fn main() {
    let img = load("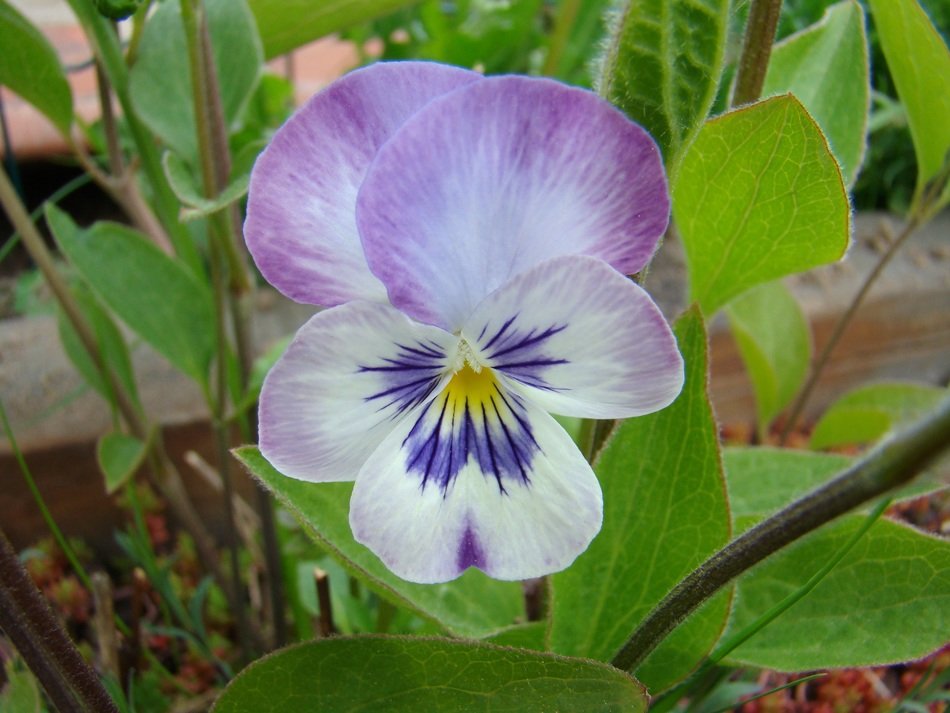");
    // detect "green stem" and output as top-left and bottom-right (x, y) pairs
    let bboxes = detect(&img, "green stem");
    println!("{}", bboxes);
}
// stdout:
(0, 528), (119, 713)
(0, 398), (94, 593)
(611, 396), (950, 672)
(731, 0), (783, 107)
